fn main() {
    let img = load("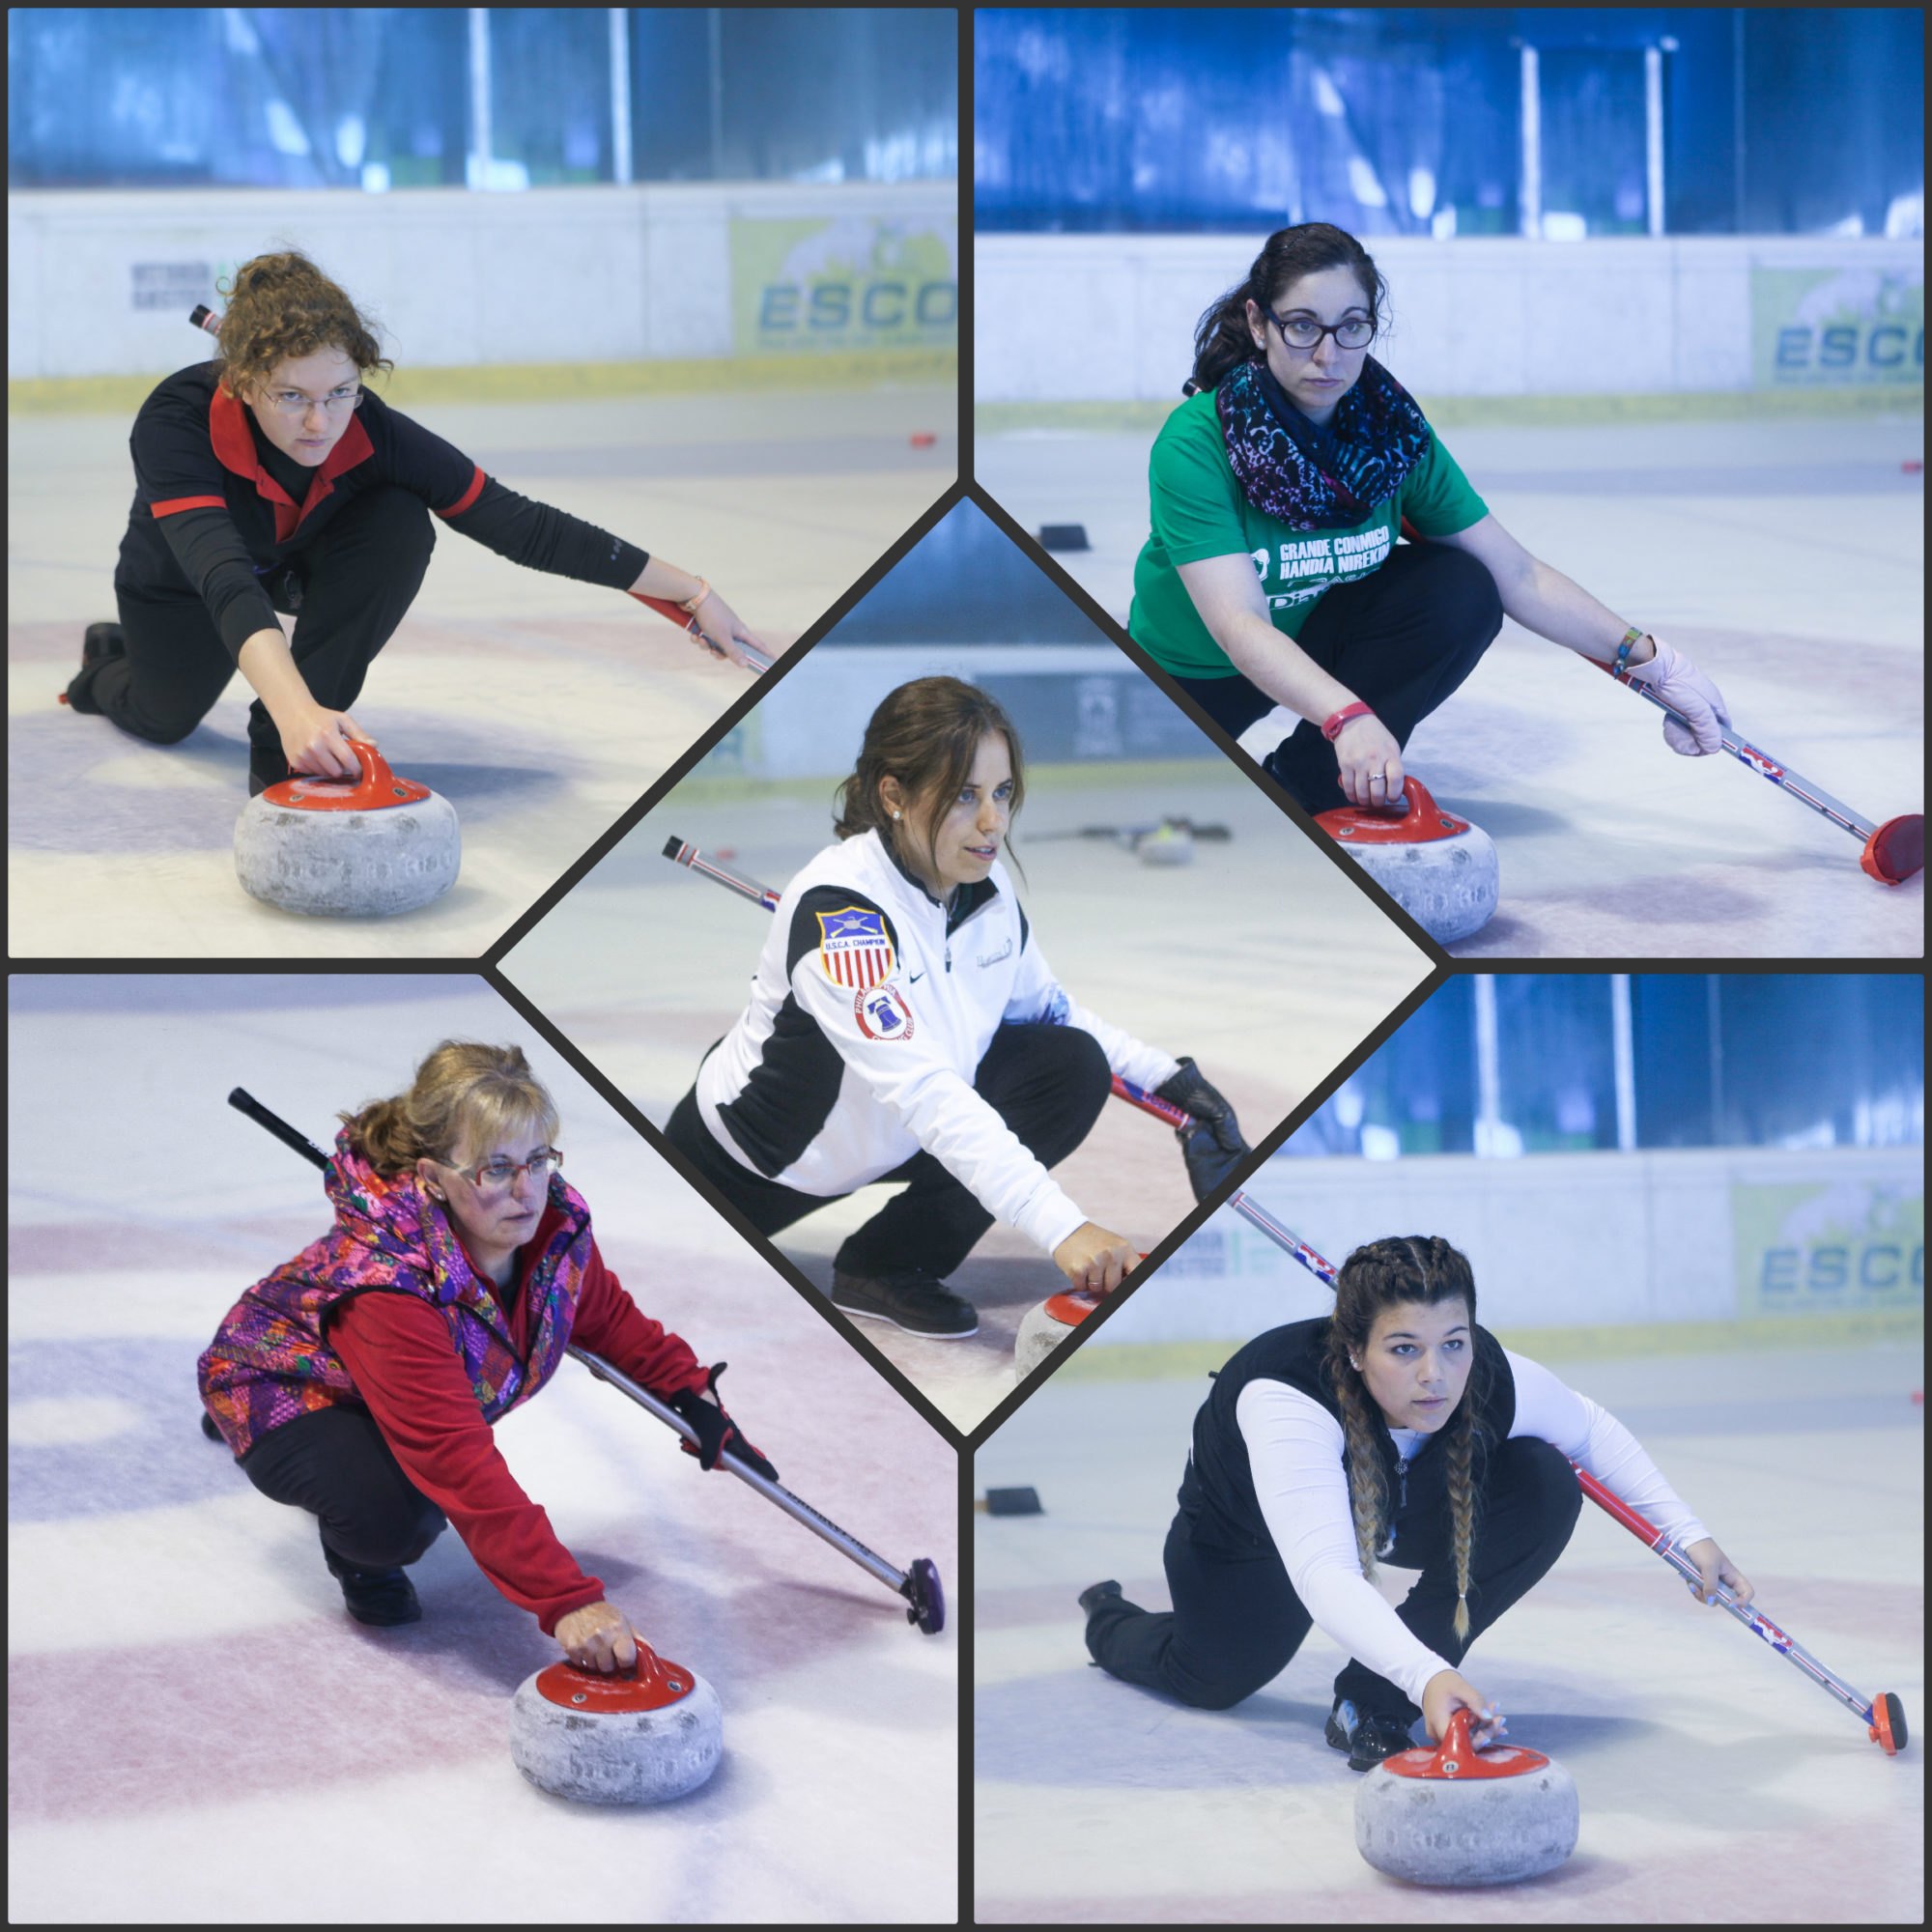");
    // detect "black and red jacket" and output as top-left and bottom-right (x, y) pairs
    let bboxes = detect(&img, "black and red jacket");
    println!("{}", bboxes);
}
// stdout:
(115, 360), (647, 657)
